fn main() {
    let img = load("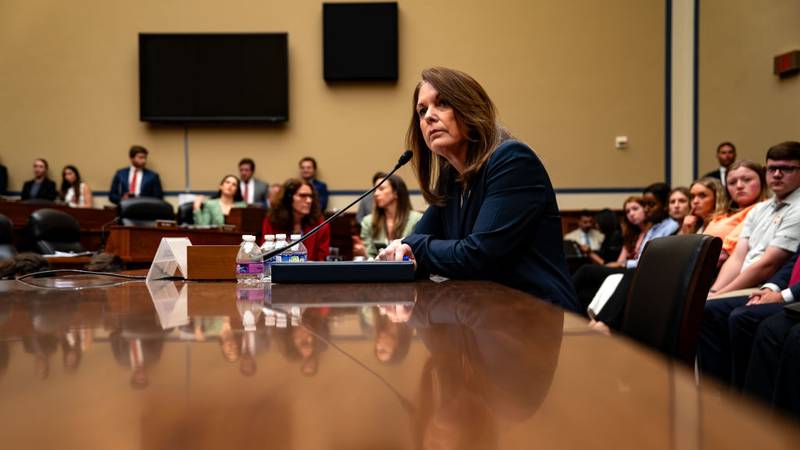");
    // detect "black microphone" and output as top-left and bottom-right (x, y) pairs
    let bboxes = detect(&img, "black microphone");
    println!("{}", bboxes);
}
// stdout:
(263, 150), (414, 261)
